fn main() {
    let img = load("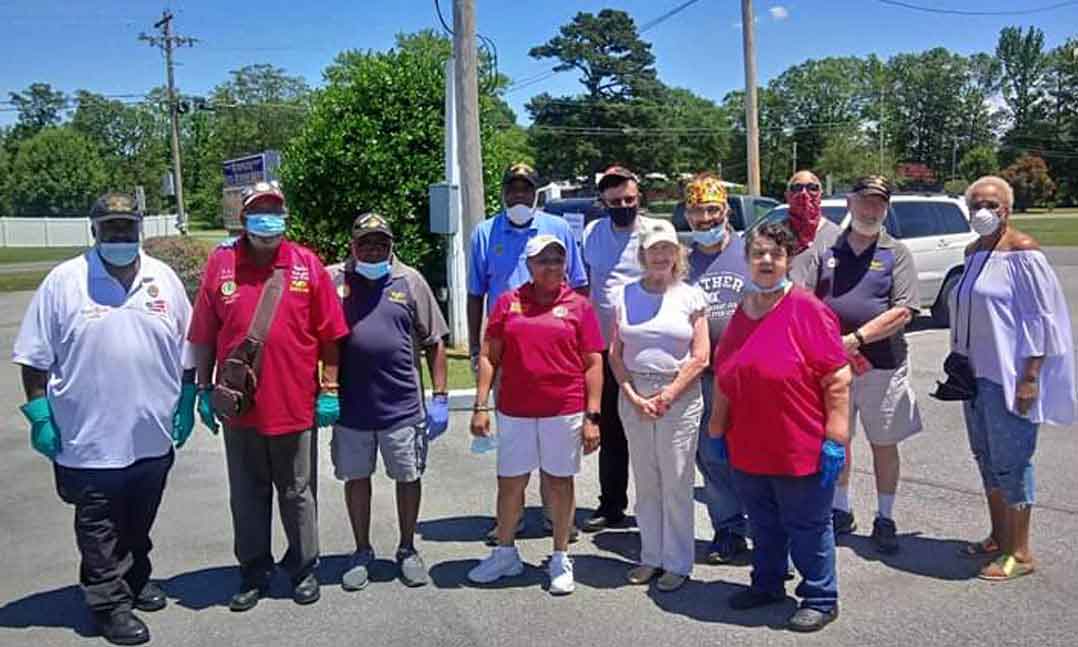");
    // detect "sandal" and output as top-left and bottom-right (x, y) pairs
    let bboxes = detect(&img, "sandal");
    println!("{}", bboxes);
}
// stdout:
(958, 537), (1001, 559)
(978, 554), (1035, 582)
